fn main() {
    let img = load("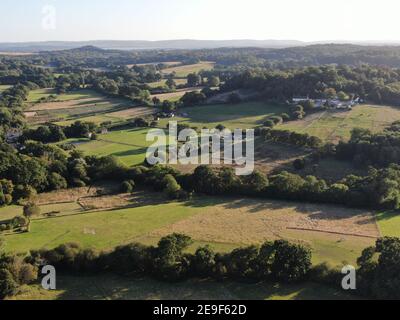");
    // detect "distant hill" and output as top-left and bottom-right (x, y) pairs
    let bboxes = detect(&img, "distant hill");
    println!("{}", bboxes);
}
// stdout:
(0, 40), (306, 52)
(2, 40), (400, 53)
